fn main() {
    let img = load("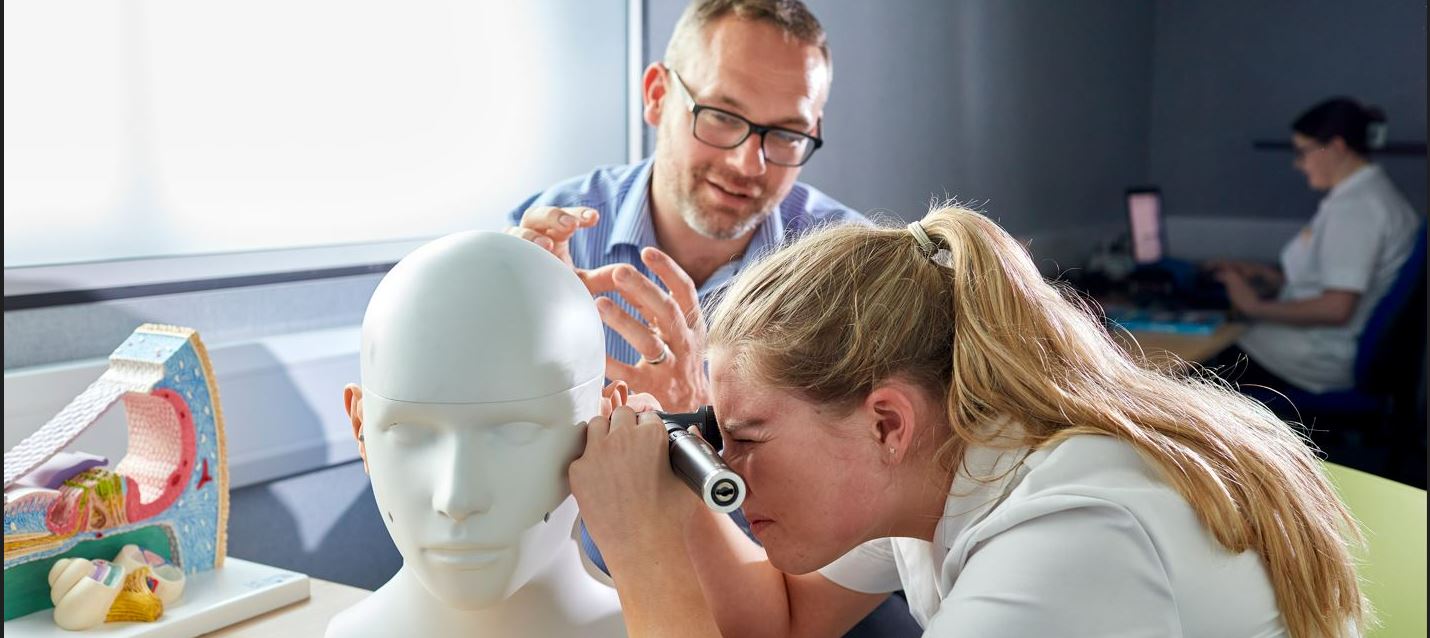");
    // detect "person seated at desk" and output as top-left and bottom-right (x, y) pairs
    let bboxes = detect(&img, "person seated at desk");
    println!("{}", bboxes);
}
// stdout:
(1206, 96), (1419, 395)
